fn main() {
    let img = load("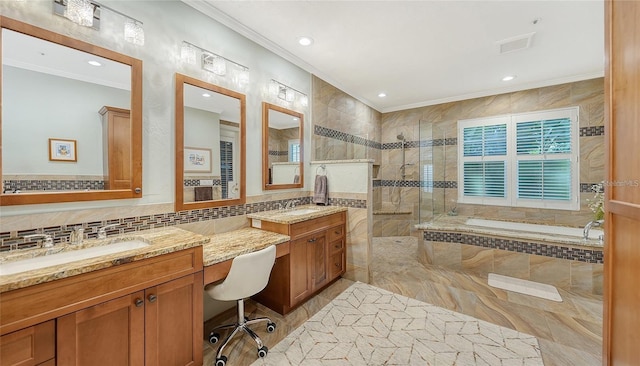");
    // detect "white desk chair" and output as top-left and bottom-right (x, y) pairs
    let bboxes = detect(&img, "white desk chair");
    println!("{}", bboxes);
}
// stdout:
(205, 245), (277, 366)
